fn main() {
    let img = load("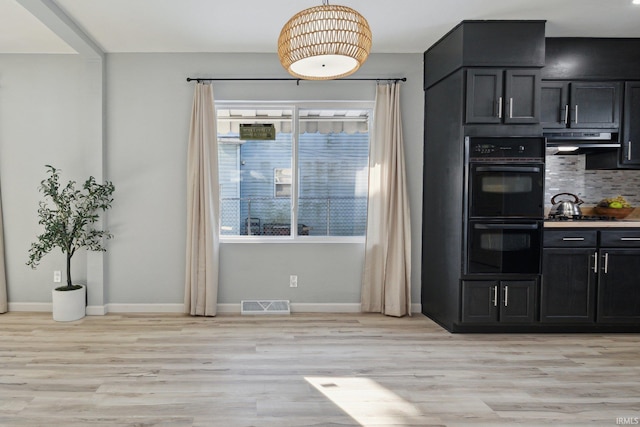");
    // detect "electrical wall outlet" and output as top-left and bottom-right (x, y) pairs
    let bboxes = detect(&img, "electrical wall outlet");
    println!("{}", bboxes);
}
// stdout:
(289, 275), (298, 288)
(53, 270), (61, 283)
